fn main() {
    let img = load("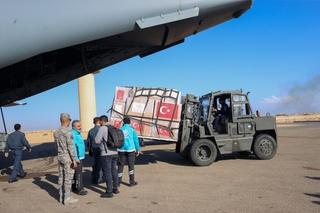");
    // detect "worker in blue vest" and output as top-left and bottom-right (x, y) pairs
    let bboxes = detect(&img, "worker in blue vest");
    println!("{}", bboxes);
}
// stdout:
(71, 120), (88, 196)
(118, 116), (142, 187)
